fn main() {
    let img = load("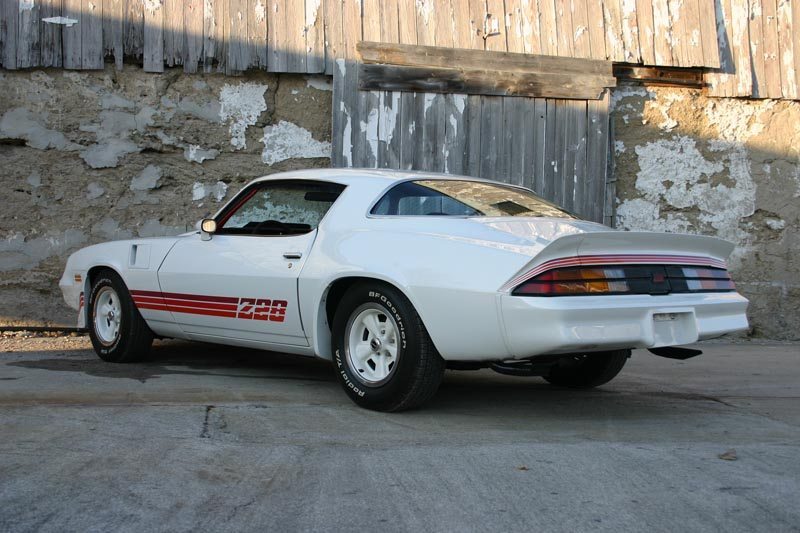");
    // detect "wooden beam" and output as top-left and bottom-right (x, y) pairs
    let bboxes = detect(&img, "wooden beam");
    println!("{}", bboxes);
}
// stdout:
(357, 41), (614, 77)
(613, 64), (705, 88)
(358, 63), (614, 100)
